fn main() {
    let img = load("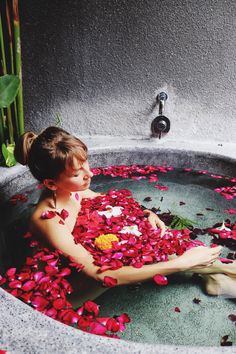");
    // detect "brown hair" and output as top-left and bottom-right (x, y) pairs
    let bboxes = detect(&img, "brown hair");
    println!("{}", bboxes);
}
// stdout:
(14, 126), (88, 181)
